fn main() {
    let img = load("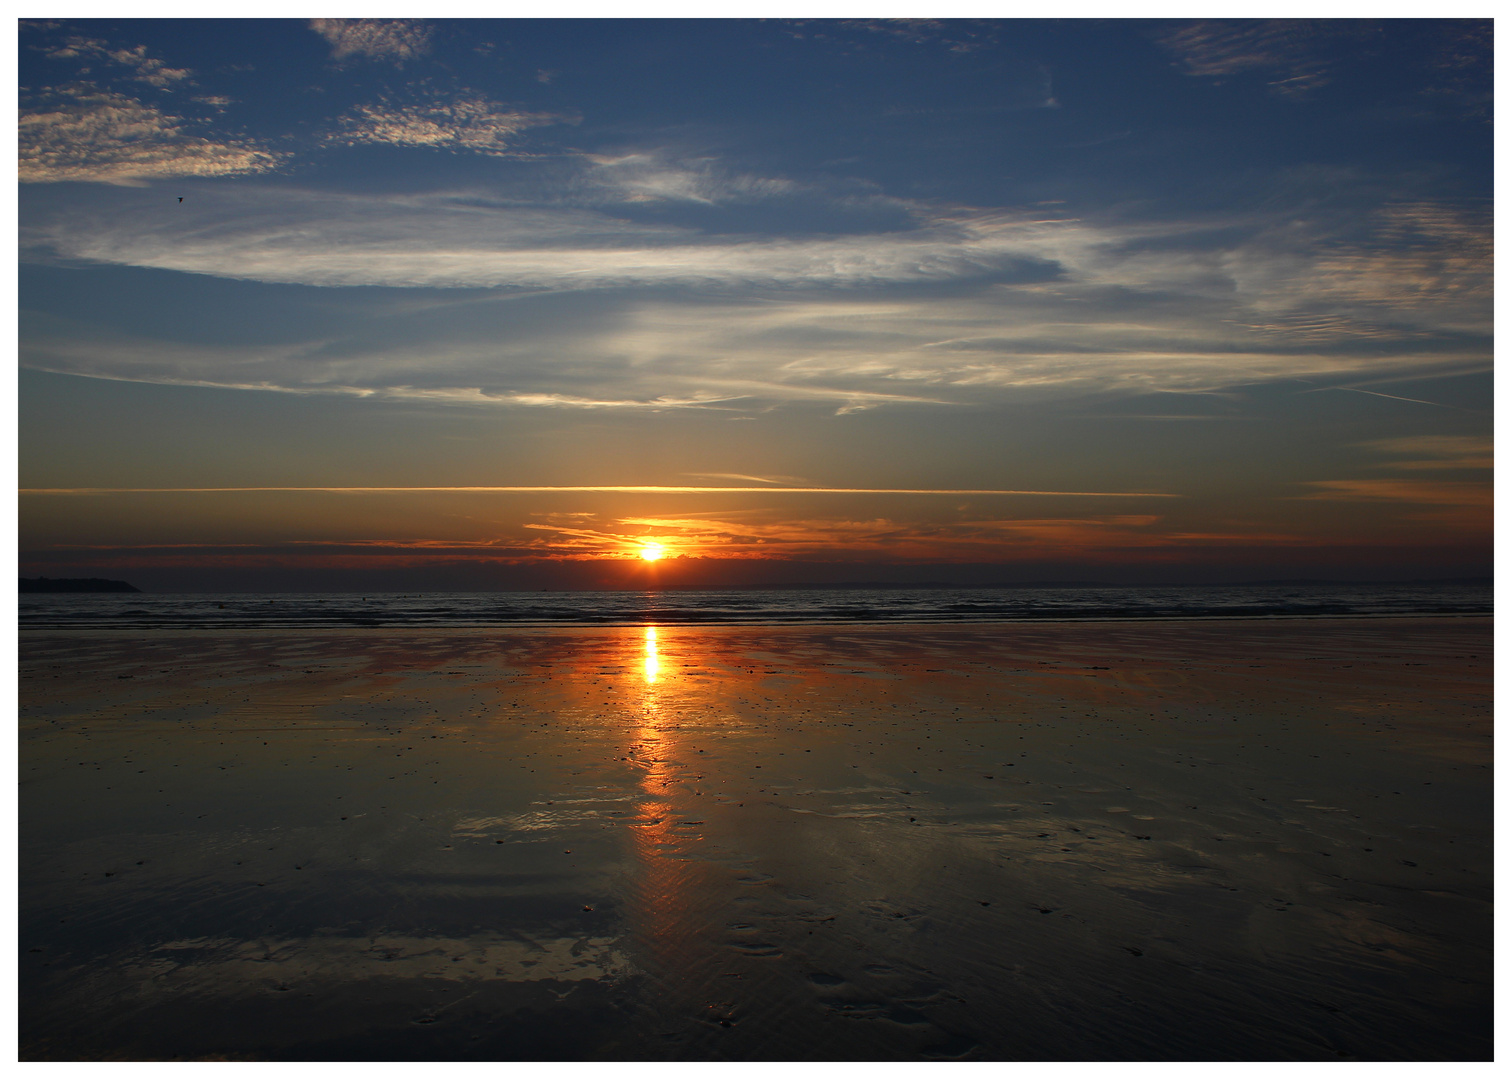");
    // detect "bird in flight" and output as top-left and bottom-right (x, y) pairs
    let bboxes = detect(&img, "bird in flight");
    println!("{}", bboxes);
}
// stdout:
(177, 197), (183, 202)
